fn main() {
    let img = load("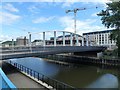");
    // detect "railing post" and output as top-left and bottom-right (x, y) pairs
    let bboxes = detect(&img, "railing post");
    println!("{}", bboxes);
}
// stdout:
(42, 75), (44, 82)
(38, 73), (39, 80)
(34, 71), (35, 78)
(27, 68), (29, 74)
(30, 69), (32, 76)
